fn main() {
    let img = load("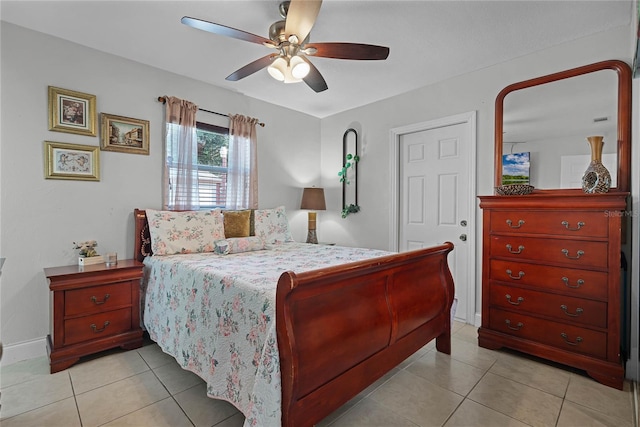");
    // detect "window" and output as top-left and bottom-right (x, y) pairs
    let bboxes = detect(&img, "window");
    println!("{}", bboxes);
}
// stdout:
(195, 122), (229, 208)
(166, 121), (229, 209)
